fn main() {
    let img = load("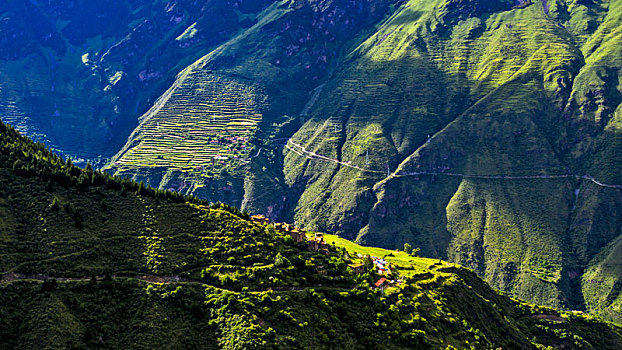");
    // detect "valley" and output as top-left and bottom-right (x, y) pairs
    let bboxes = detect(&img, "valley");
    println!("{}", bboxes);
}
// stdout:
(1, 0), (622, 336)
